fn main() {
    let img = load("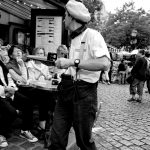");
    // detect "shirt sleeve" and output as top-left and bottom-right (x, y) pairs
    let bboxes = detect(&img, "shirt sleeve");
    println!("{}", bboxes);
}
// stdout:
(27, 67), (36, 81)
(0, 85), (5, 97)
(7, 73), (17, 88)
(89, 30), (110, 59)
(45, 66), (52, 79)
